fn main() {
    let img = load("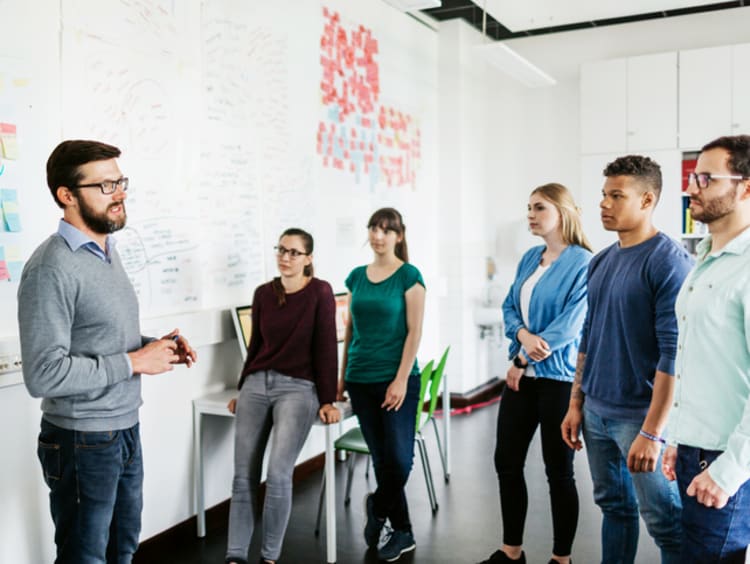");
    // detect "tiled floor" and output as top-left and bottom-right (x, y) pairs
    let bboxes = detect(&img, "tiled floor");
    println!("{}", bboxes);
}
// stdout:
(158, 399), (660, 563)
